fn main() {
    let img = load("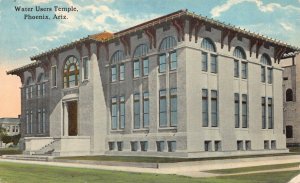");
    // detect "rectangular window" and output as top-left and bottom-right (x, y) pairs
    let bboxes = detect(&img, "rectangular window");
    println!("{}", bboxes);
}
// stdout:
(264, 140), (269, 150)
(30, 86), (34, 99)
(271, 140), (276, 149)
(82, 56), (89, 80)
(242, 94), (248, 128)
(42, 108), (46, 133)
(156, 141), (165, 152)
(261, 66), (266, 82)
(117, 141), (123, 151)
(51, 66), (57, 87)
(202, 89), (208, 127)
(38, 109), (41, 133)
(134, 60), (140, 78)
(246, 140), (251, 150)
(267, 68), (272, 84)
(12, 126), (15, 132)
(111, 66), (117, 82)
(262, 97), (266, 129)
(159, 90), (167, 127)
(211, 90), (218, 127)
(204, 141), (212, 151)
(159, 54), (166, 73)
(37, 84), (41, 97)
(111, 97), (118, 130)
(241, 62), (247, 79)
(42, 83), (45, 96)
(143, 58), (149, 76)
(235, 93), (240, 128)
(170, 88), (177, 127)
(234, 60), (239, 77)
(108, 142), (115, 151)
(237, 140), (243, 150)
(131, 141), (138, 151)
(214, 141), (221, 151)
(140, 141), (148, 152)
(168, 141), (176, 152)
(25, 88), (29, 100)
(134, 93), (140, 129)
(268, 98), (273, 129)
(211, 55), (217, 73)
(119, 96), (125, 129)
(119, 64), (125, 81)
(170, 51), (177, 70)
(143, 92), (149, 128)
(30, 110), (33, 134)
(26, 111), (29, 134)
(202, 52), (208, 72)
